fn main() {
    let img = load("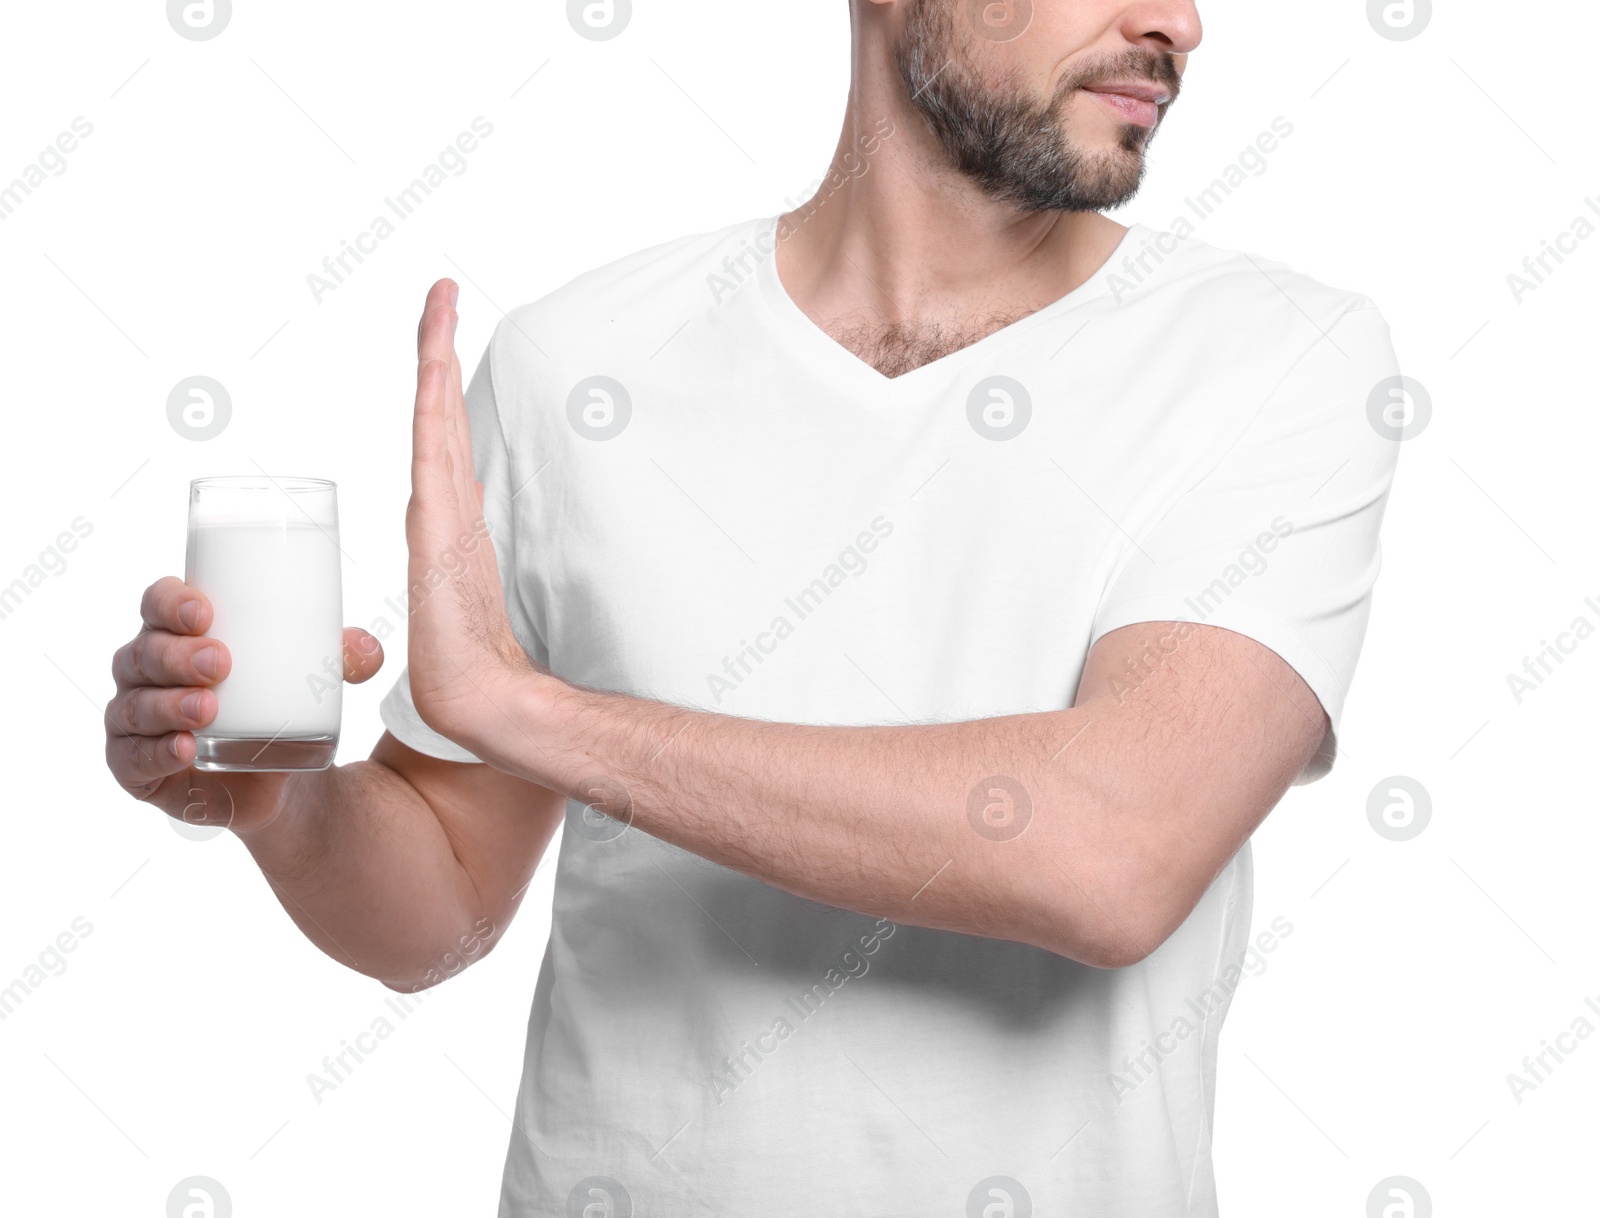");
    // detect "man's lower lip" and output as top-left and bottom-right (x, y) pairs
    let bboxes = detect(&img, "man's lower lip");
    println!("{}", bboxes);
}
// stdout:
(1083, 89), (1159, 128)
